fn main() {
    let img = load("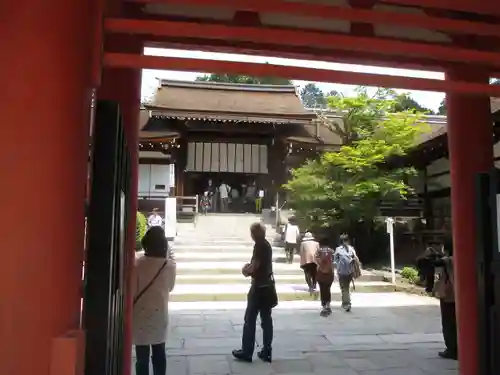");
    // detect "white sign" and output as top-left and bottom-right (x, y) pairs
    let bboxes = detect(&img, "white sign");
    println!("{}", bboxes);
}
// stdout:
(169, 164), (175, 188)
(385, 217), (396, 284)
(164, 197), (177, 240)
